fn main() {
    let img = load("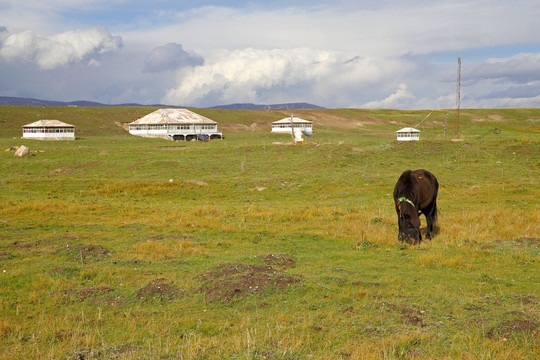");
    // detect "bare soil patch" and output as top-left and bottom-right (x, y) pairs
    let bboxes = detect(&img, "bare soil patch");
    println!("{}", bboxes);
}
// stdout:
(0, 251), (12, 259)
(70, 344), (138, 360)
(515, 237), (540, 247)
(256, 253), (296, 269)
(92, 297), (124, 307)
(64, 244), (111, 261)
(10, 240), (40, 250)
(136, 278), (182, 301)
(352, 280), (381, 287)
(49, 167), (73, 174)
(405, 348), (428, 358)
(111, 344), (139, 357)
(380, 302), (427, 327)
(147, 234), (200, 242)
(512, 294), (537, 305)
(487, 319), (538, 339)
(198, 263), (301, 302)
